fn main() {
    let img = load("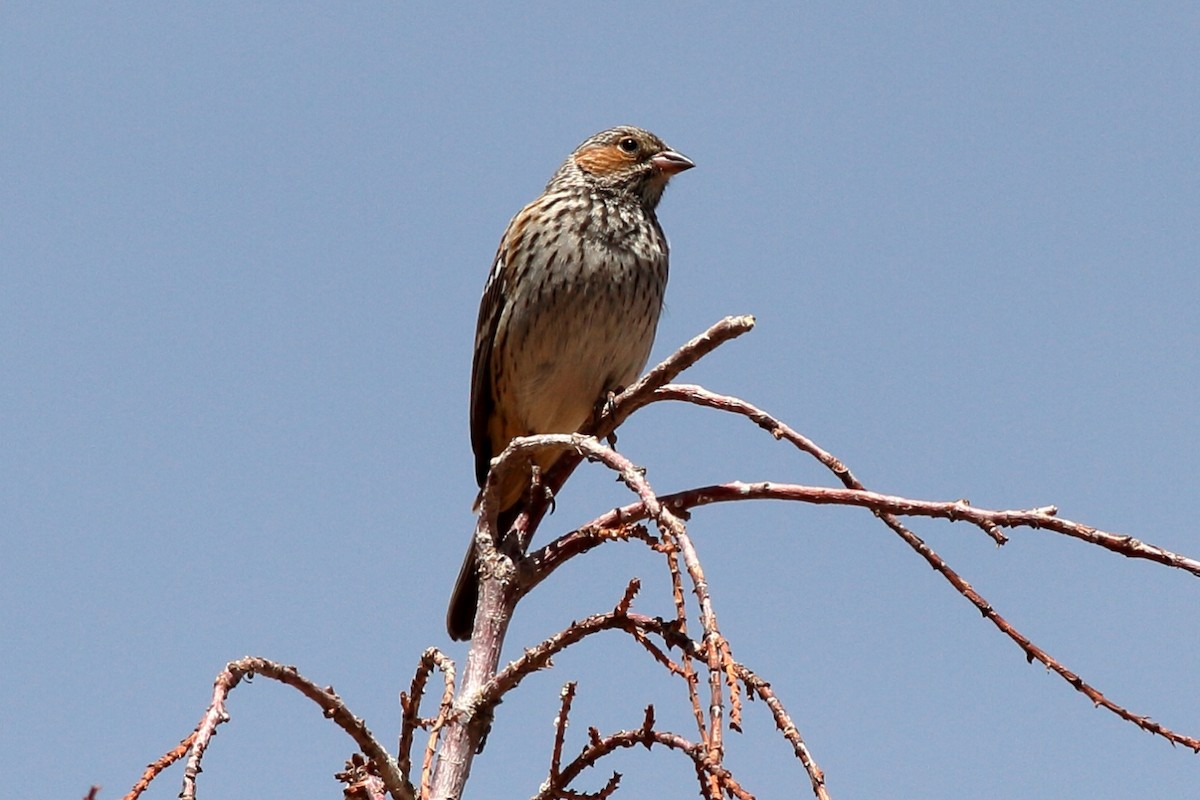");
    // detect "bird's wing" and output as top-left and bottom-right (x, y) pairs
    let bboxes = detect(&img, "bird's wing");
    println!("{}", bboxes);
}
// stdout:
(469, 221), (516, 488)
